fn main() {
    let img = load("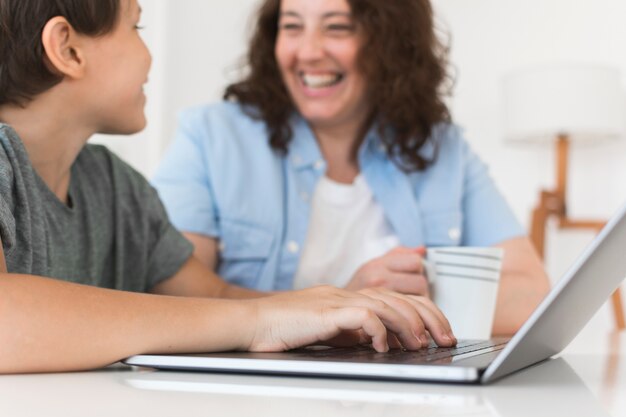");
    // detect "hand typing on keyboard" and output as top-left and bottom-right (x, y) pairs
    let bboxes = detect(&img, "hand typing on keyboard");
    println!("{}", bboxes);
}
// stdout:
(247, 285), (457, 353)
